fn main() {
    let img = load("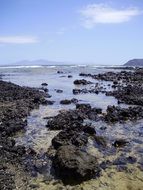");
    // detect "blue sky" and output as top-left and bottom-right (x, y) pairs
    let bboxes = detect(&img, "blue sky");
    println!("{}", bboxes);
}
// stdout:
(0, 0), (143, 65)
